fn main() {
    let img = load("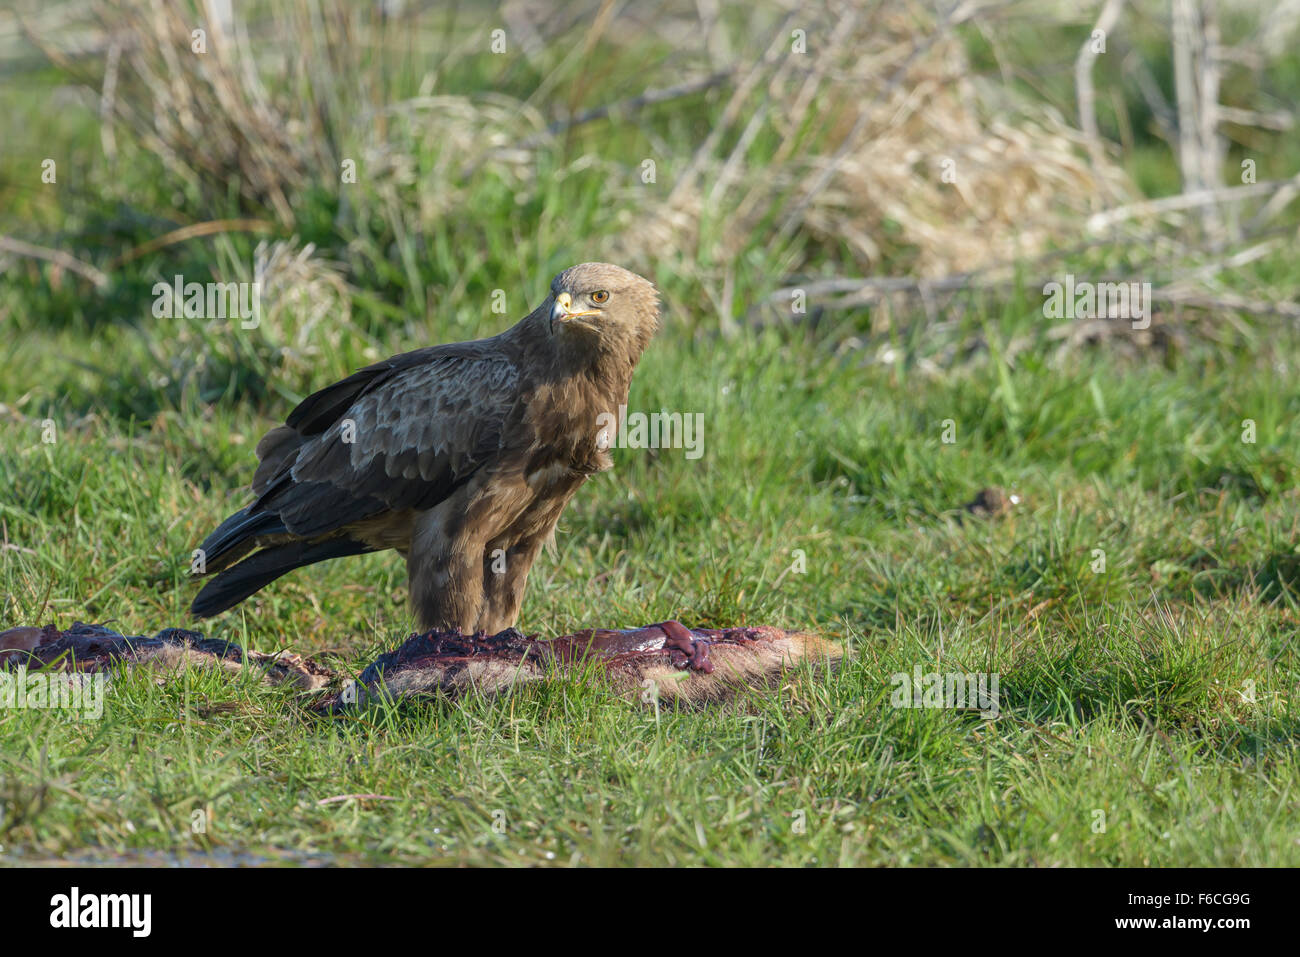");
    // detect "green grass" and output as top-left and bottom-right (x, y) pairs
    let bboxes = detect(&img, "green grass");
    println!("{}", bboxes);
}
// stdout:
(2, 0), (1299, 866)
(4, 317), (1299, 865)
